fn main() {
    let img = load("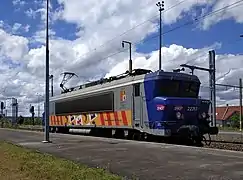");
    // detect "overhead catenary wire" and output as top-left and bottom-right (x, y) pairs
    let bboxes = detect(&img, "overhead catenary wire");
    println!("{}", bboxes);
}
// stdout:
(76, 0), (190, 59)
(83, 0), (243, 68)
(138, 0), (243, 44)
